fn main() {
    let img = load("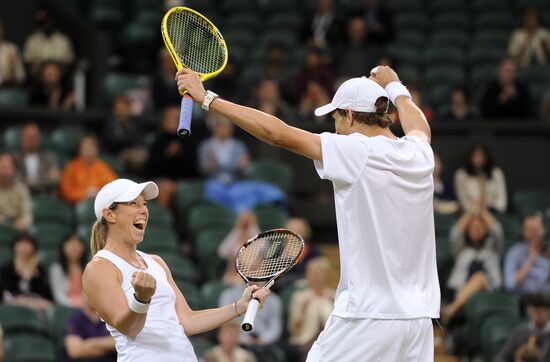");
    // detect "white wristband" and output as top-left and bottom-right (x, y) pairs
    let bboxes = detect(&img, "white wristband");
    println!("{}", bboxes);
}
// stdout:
(385, 81), (411, 105)
(129, 294), (150, 314)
